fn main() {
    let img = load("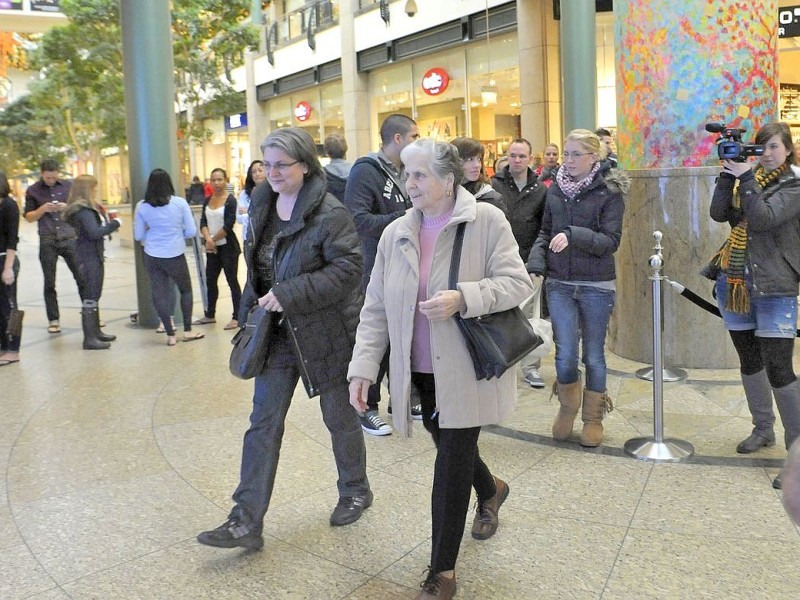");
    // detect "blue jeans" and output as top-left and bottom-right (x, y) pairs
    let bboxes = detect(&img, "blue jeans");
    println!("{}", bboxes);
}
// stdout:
(715, 275), (798, 339)
(546, 280), (615, 393)
(230, 337), (369, 531)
